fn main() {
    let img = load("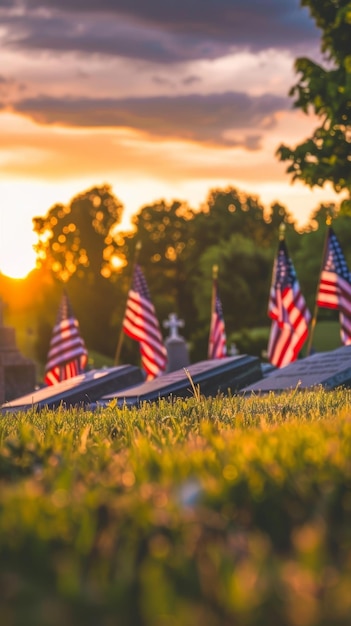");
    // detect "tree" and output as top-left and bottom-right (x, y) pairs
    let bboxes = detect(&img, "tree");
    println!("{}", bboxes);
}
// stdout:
(113, 188), (297, 361)
(192, 187), (284, 252)
(115, 199), (198, 336)
(190, 234), (273, 360)
(277, 1), (351, 212)
(33, 185), (124, 282)
(32, 185), (125, 358)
